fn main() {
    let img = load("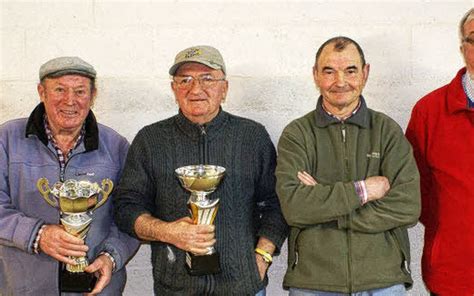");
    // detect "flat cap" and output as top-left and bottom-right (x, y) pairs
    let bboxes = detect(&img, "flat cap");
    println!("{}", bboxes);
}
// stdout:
(169, 45), (226, 75)
(39, 56), (96, 80)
